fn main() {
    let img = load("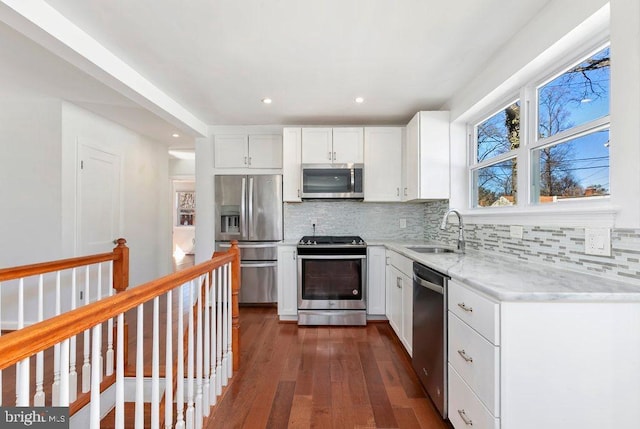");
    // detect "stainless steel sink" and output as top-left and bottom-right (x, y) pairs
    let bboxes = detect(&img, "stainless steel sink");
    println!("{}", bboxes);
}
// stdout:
(405, 246), (455, 254)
